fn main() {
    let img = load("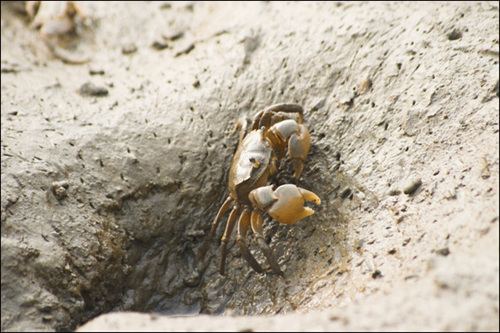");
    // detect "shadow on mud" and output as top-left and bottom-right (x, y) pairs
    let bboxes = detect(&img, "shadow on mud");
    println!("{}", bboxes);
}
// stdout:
(105, 132), (378, 317)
